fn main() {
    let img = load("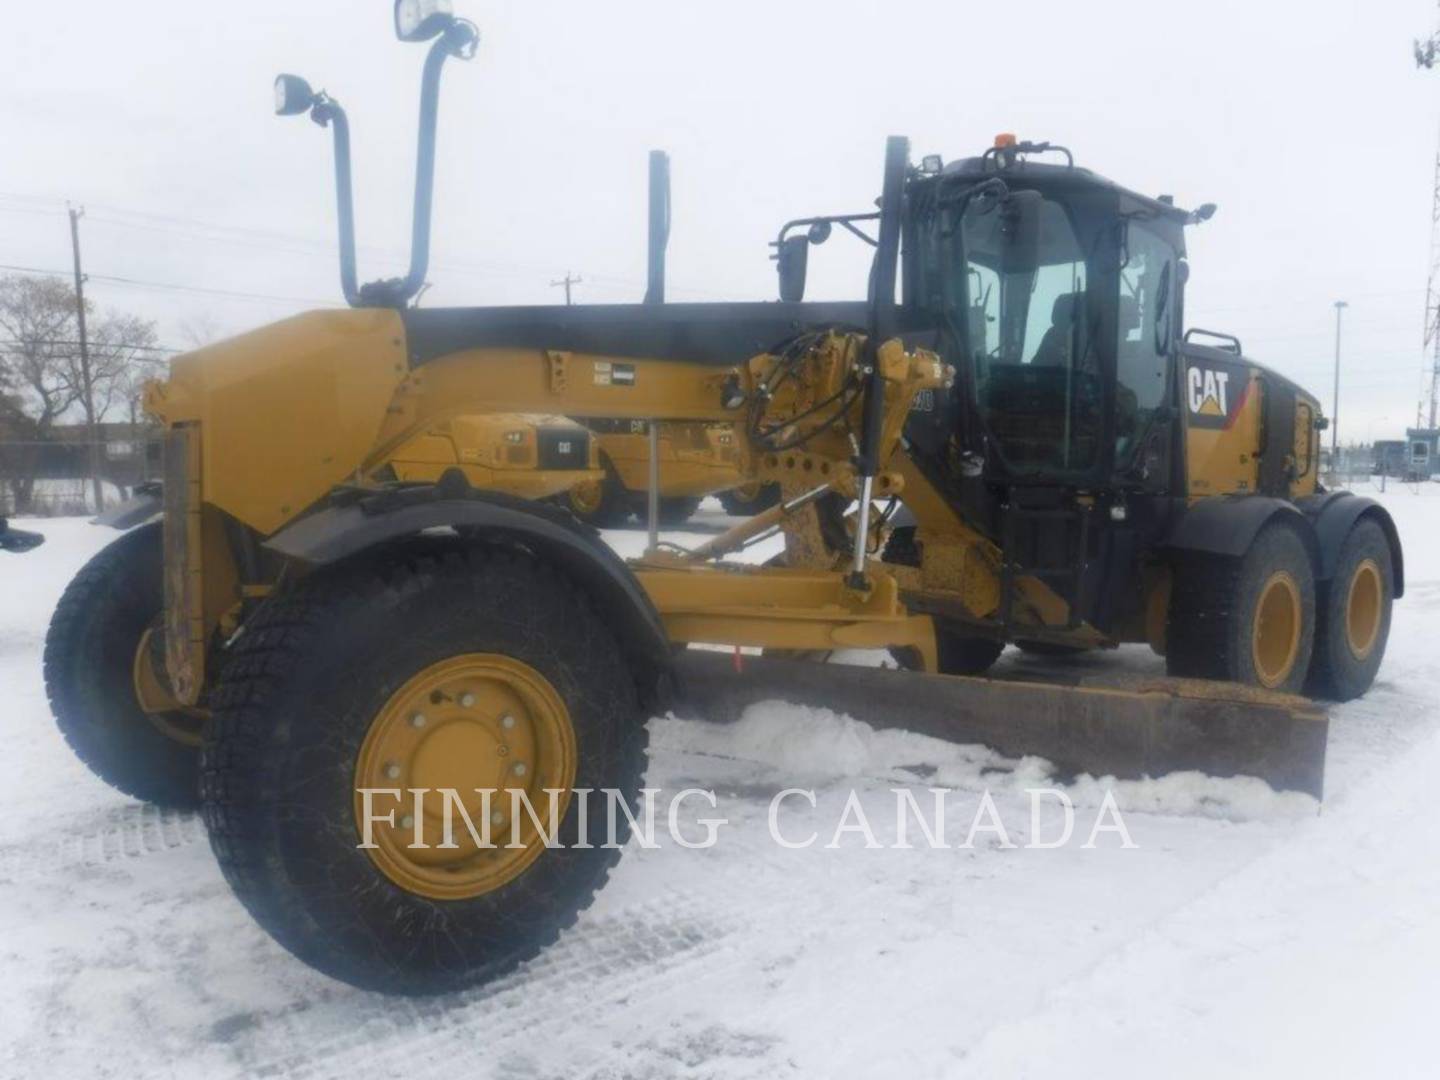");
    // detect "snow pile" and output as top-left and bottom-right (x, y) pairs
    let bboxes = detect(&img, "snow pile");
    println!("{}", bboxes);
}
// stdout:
(657, 700), (1319, 821)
